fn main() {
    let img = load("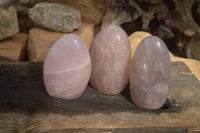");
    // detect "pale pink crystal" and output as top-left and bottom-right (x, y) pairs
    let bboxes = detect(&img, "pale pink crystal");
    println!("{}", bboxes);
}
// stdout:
(90, 25), (131, 94)
(43, 34), (91, 99)
(130, 36), (171, 109)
